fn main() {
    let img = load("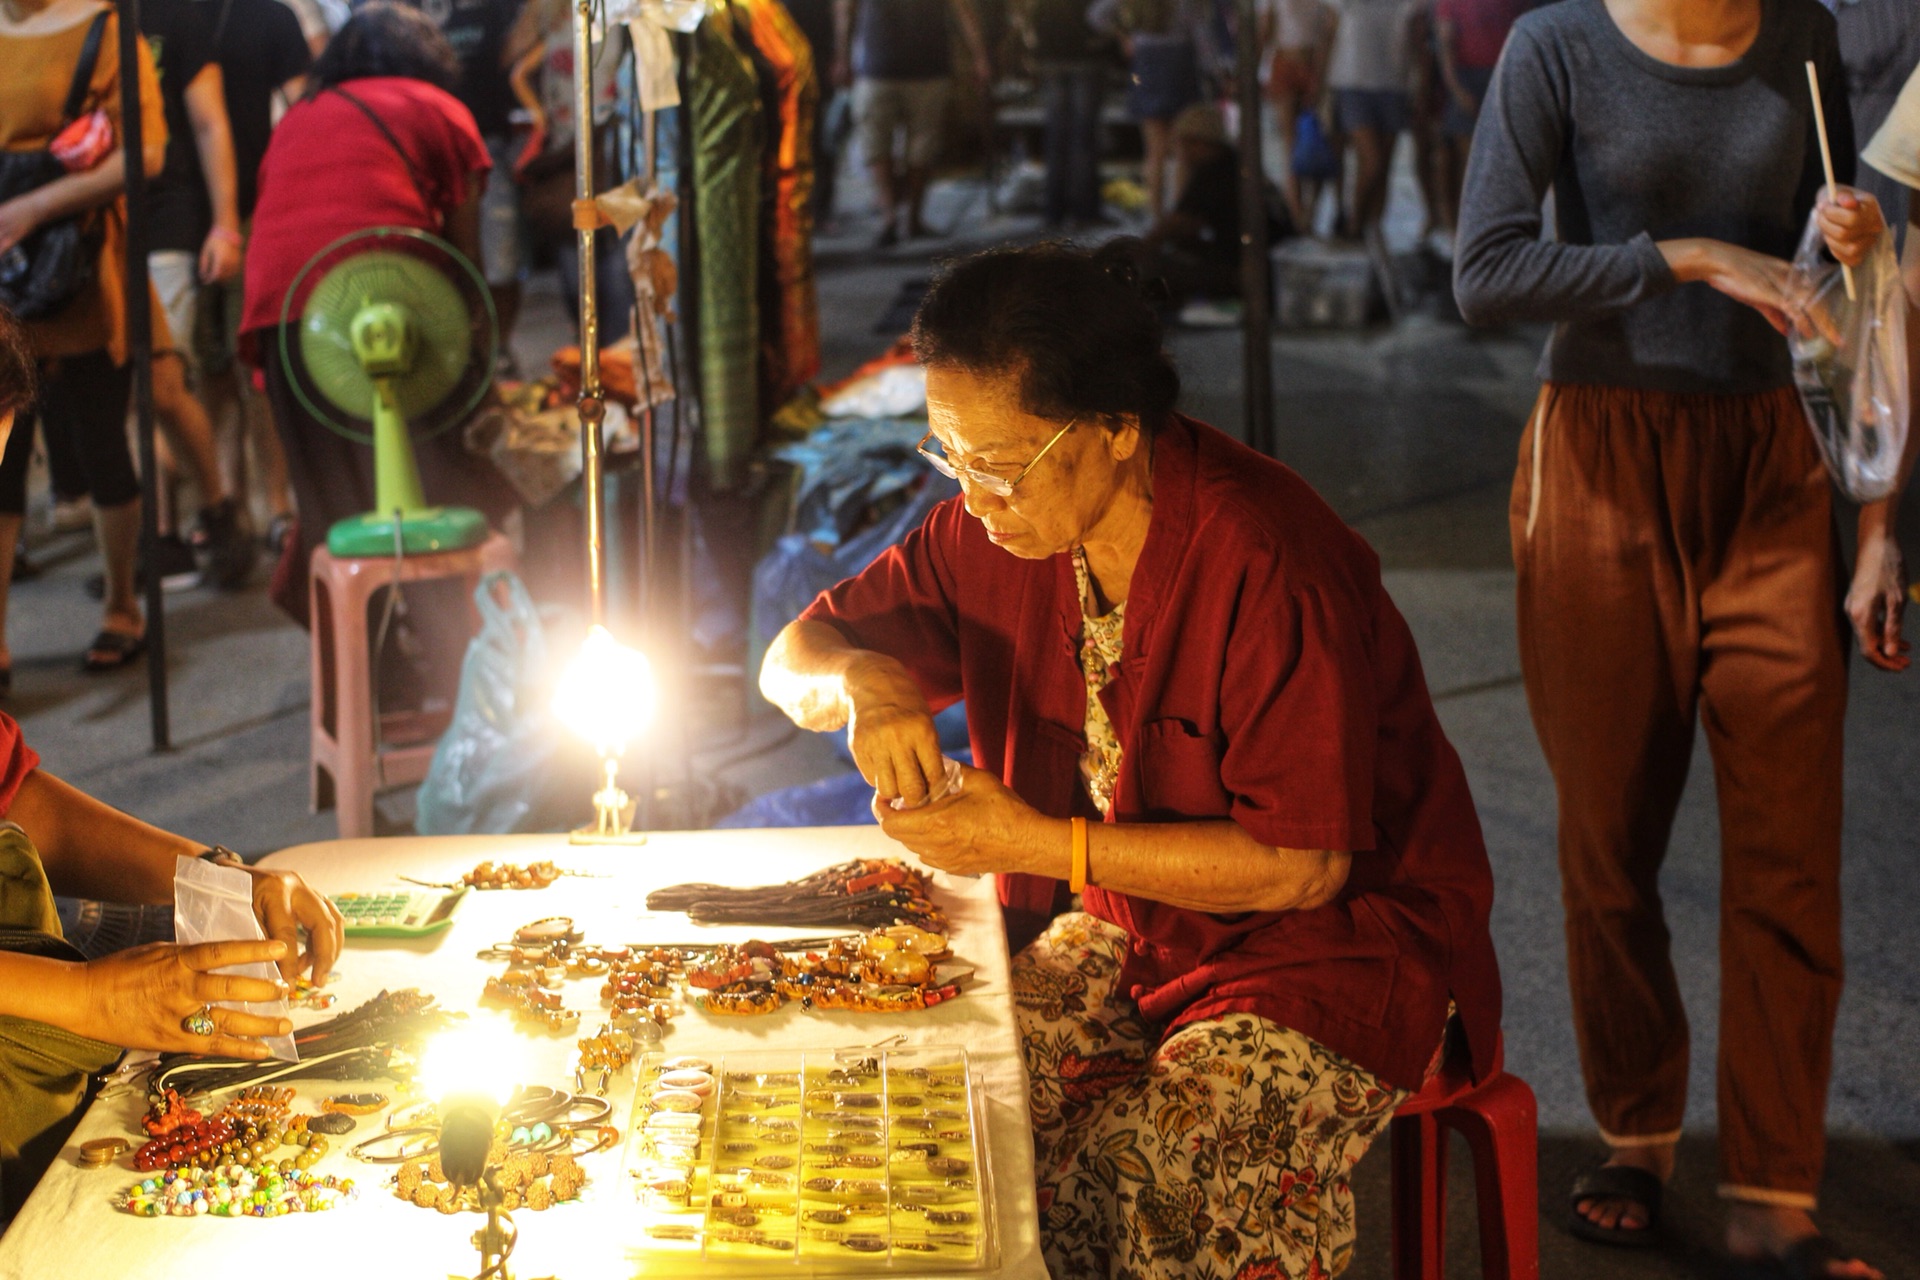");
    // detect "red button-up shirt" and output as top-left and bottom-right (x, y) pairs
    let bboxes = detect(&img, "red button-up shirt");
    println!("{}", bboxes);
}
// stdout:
(802, 415), (1501, 1089)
